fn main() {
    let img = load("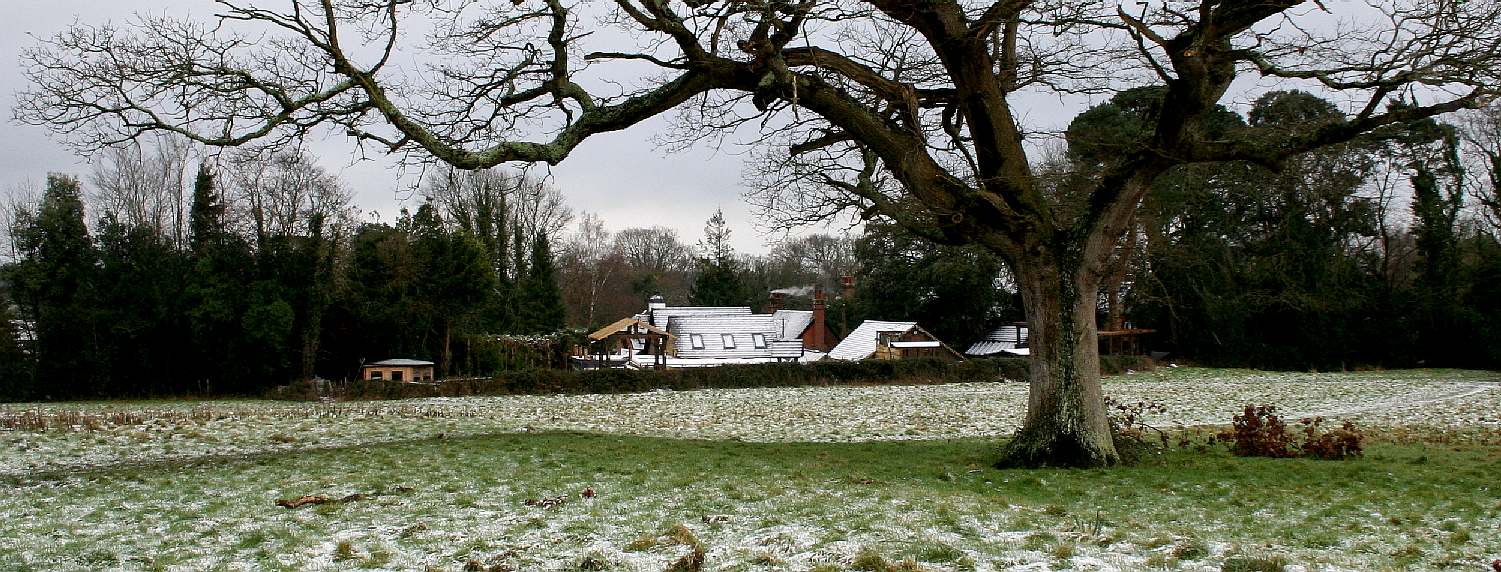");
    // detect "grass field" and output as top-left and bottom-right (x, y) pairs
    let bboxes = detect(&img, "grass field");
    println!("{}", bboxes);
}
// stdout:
(1, 368), (1499, 571)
